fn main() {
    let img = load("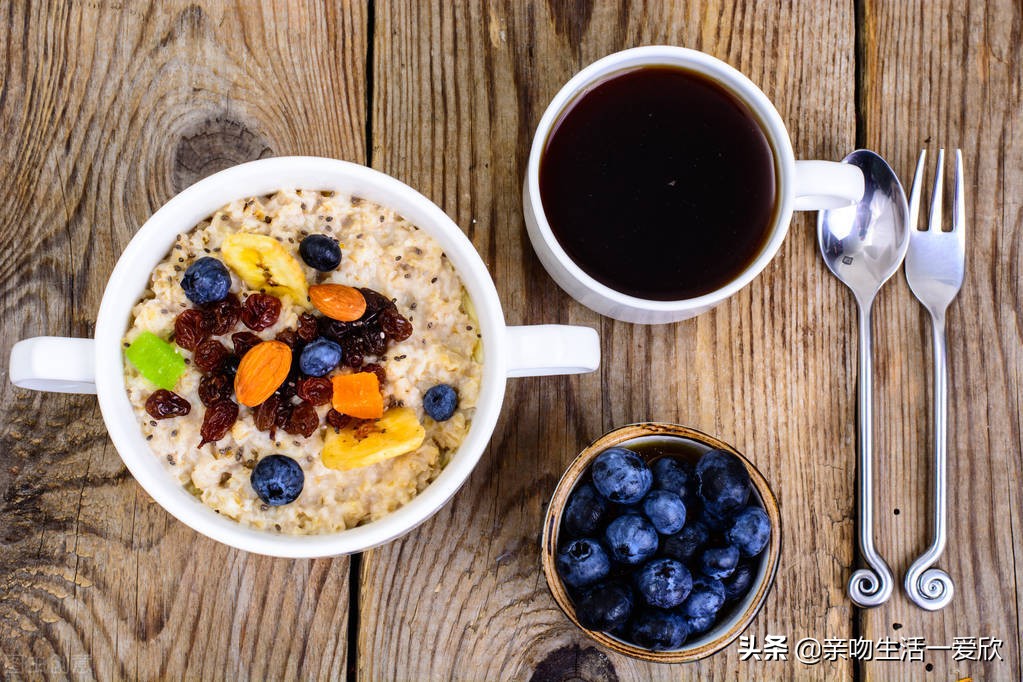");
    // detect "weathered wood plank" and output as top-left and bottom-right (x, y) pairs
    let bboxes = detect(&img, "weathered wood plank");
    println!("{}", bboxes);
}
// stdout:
(360, 1), (858, 678)
(858, 0), (1023, 679)
(0, 1), (367, 679)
